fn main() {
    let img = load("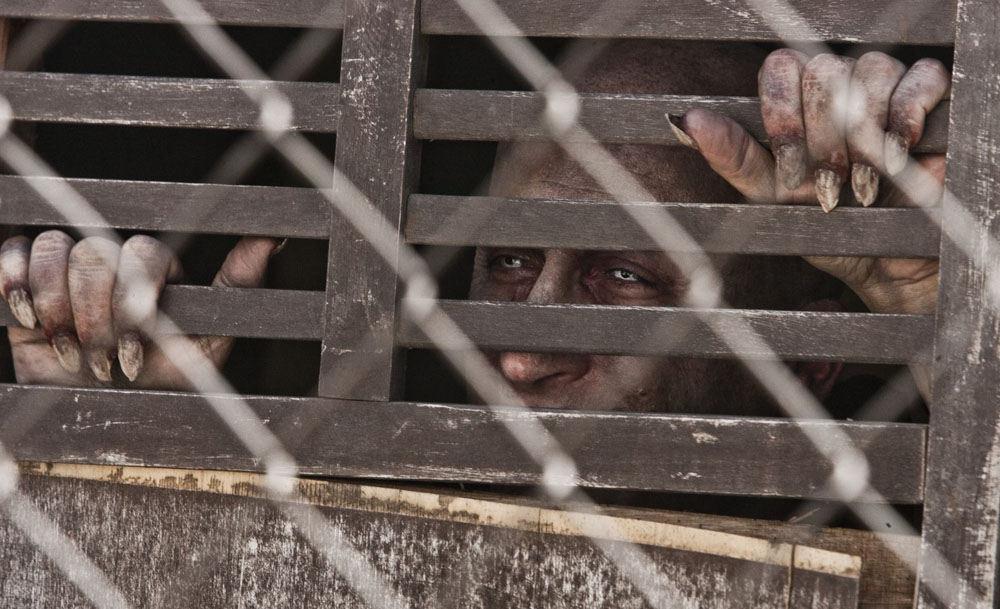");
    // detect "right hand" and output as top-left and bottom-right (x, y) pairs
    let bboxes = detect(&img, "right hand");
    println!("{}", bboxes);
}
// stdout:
(1, 231), (280, 389)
